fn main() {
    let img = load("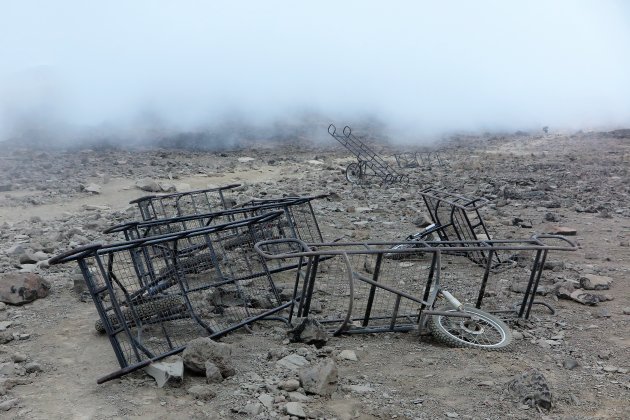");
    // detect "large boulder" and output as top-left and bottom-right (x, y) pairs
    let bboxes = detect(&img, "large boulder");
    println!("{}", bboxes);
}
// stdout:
(299, 358), (338, 396)
(508, 369), (552, 410)
(0, 273), (50, 305)
(182, 337), (235, 378)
